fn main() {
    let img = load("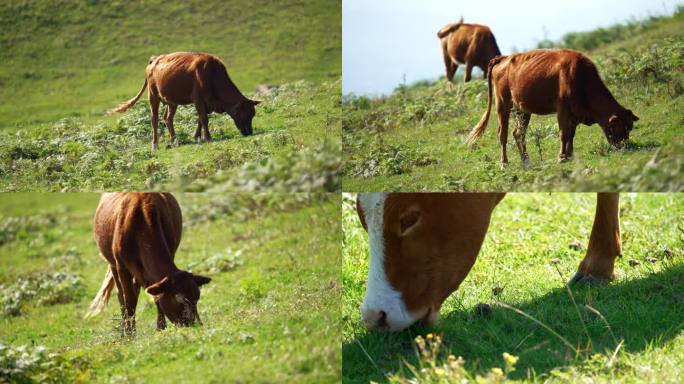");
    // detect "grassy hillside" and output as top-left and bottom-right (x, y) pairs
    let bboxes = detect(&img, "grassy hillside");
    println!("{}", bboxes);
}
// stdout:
(342, 11), (684, 192)
(0, 0), (341, 191)
(0, 193), (340, 383)
(342, 193), (684, 383)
